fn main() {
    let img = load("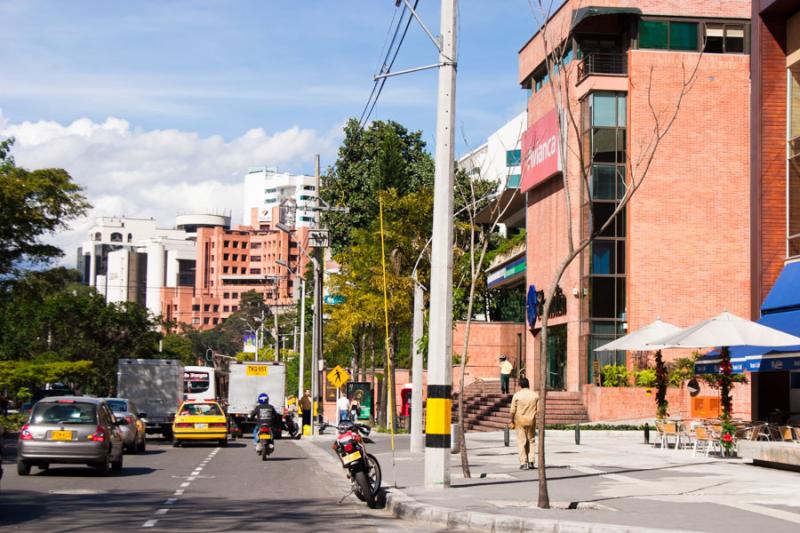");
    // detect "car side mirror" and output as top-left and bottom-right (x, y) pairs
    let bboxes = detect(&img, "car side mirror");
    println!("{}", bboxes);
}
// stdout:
(115, 419), (128, 426)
